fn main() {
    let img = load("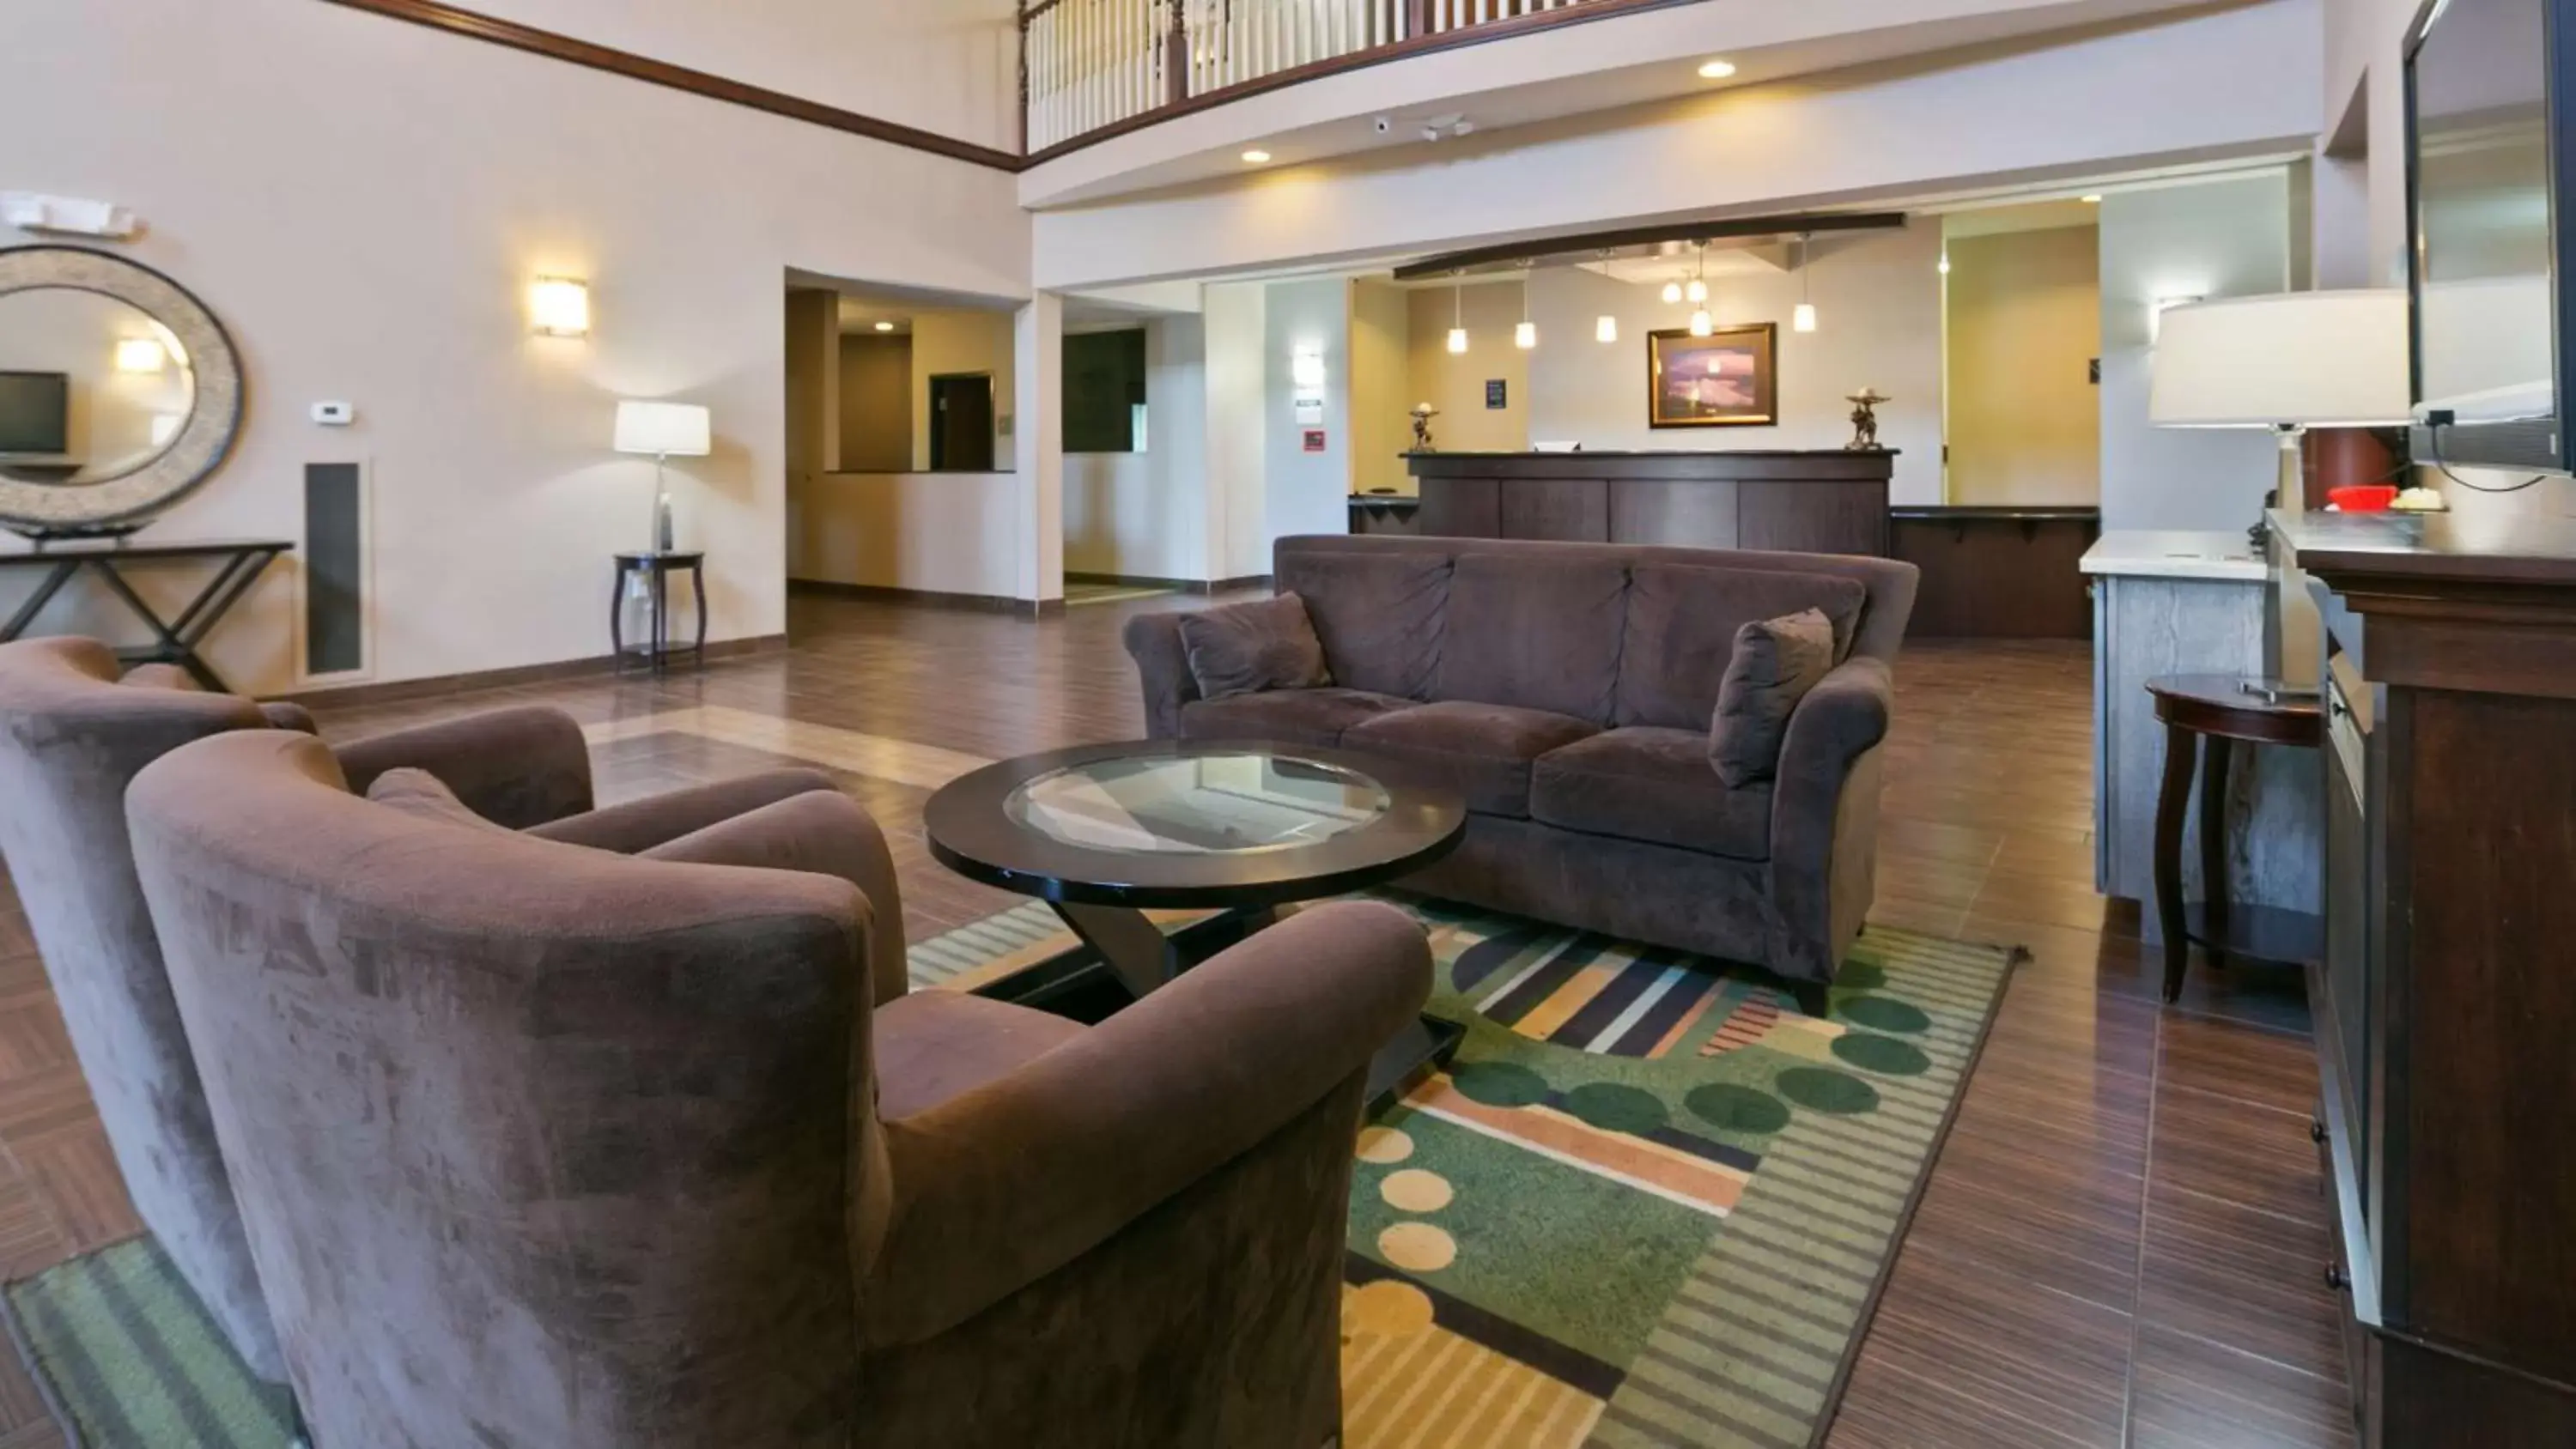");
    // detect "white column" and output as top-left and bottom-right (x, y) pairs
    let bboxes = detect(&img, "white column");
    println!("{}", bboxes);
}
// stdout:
(1013, 290), (1066, 610)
